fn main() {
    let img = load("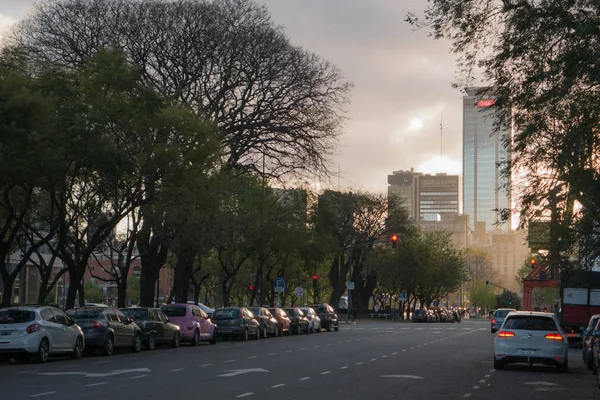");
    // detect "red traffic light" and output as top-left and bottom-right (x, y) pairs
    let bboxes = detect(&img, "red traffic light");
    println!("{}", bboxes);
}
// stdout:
(530, 259), (536, 266)
(391, 234), (398, 242)
(312, 275), (318, 282)
(249, 285), (254, 291)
